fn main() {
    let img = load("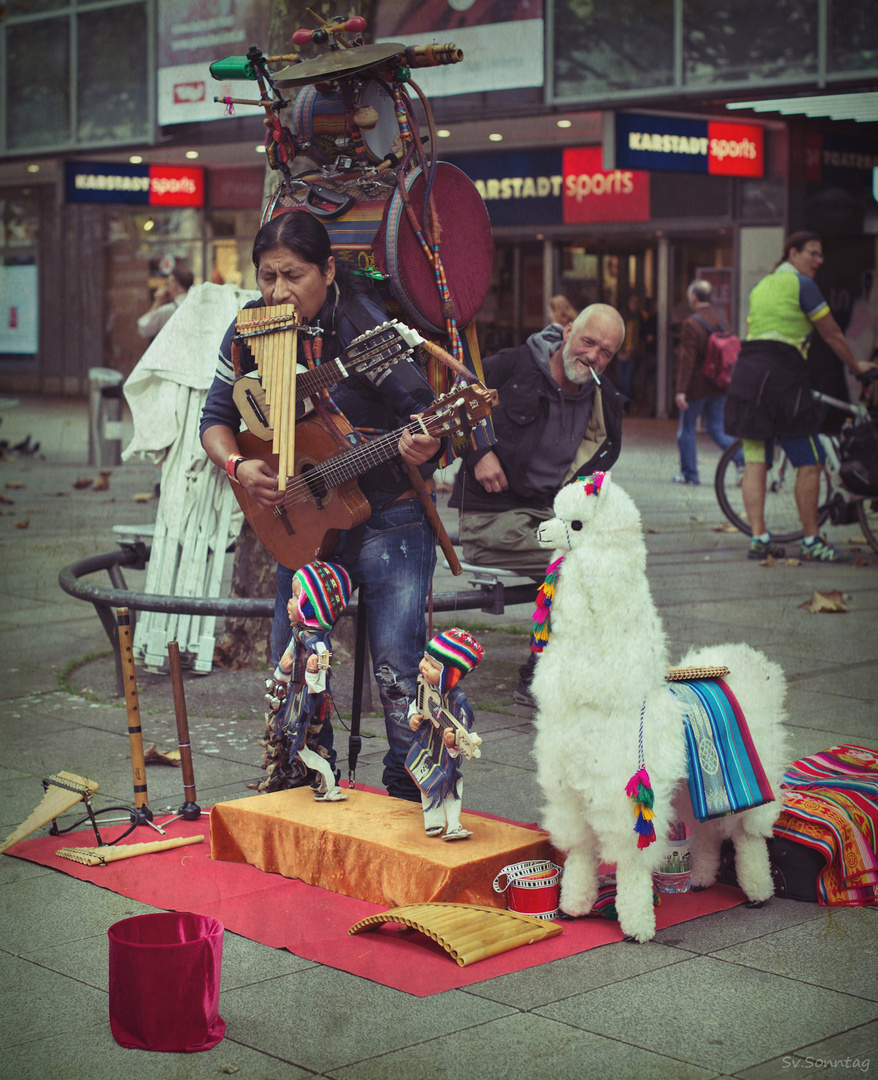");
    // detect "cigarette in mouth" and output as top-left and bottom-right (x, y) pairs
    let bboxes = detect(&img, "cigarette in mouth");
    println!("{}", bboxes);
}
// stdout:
(589, 366), (601, 385)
